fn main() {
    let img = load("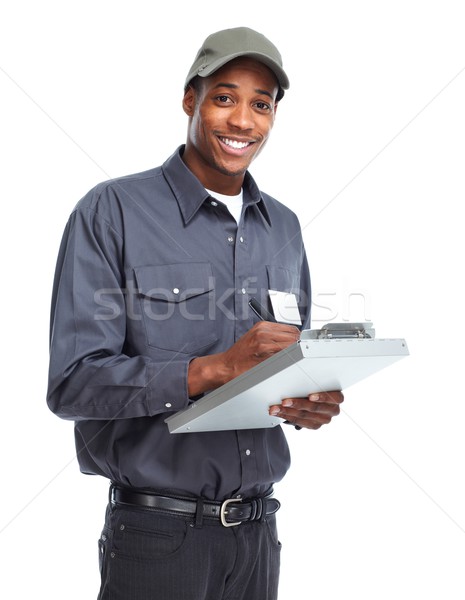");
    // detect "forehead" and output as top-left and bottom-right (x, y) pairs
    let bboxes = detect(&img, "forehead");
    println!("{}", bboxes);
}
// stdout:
(202, 57), (279, 94)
